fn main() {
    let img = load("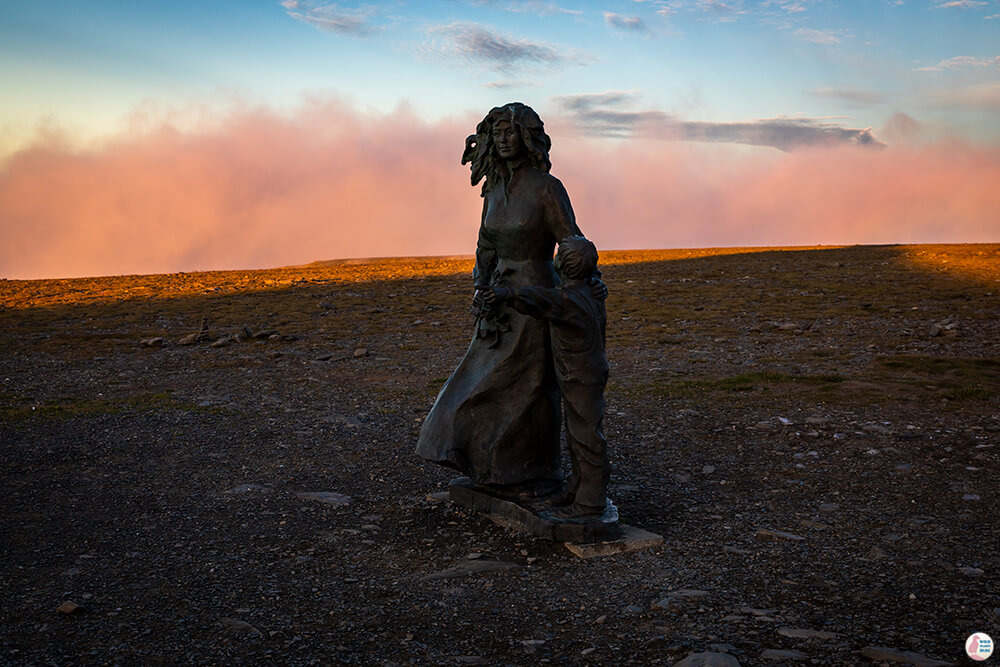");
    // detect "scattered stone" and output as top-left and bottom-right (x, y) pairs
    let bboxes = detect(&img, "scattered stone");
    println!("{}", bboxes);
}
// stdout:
(709, 643), (738, 654)
(859, 646), (953, 666)
(353, 347), (368, 358)
(761, 649), (808, 662)
(425, 491), (450, 503)
(56, 601), (82, 614)
(701, 465), (716, 474)
(777, 627), (838, 640)
(963, 494), (981, 501)
(673, 651), (742, 666)
(420, 557), (520, 581)
(211, 336), (233, 348)
(178, 333), (200, 345)
(297, 491), (352, 506)
(819, 503), (840, 513)
(664, 589), (710, 599)
(723, 546), (751, 556)
(215, 617), (263, 638)
(928, 317), (958, 338)
(225, 484), (267, 494)
(140, 337), (165, 347)
(319, 301), (336, 310)
(563, 524), (661, 558)
(805, 416), (828, 425)
(958, 566), (984, 577)
(867, 546), (888, 560)
(755, 528), (806, 542)
(623, 604), (644, 615)
(252, 329), (277, 339)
